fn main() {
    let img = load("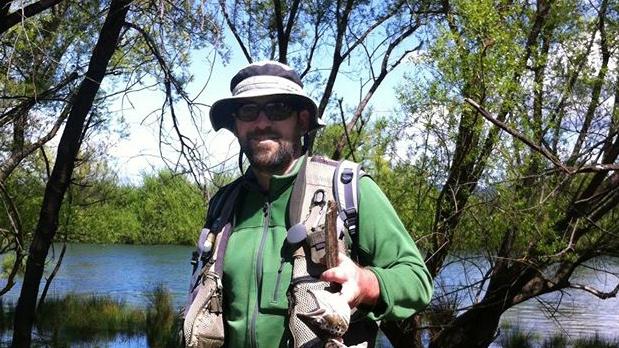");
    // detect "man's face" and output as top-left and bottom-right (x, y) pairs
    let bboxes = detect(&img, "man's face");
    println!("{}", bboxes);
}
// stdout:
(233, 96), (309, 173)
